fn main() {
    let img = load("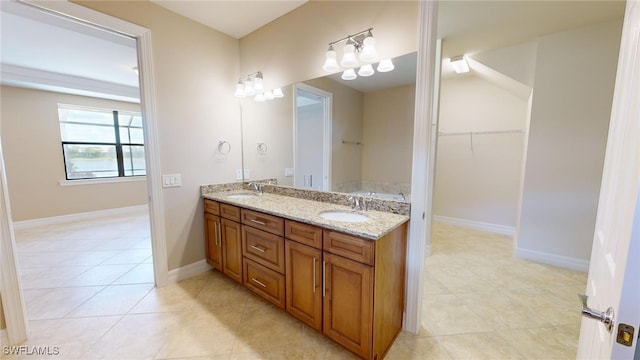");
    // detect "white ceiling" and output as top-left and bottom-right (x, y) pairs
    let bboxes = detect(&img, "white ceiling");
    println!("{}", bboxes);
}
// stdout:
(0, 0), (626, 101)
(150, 0), (308, 39)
